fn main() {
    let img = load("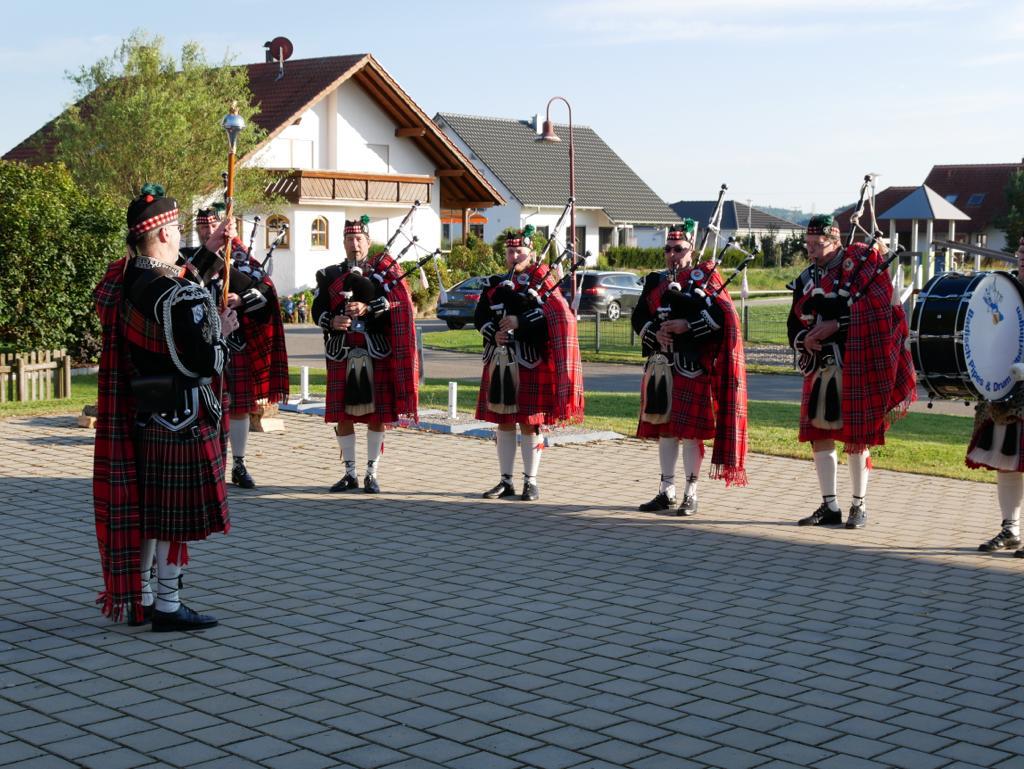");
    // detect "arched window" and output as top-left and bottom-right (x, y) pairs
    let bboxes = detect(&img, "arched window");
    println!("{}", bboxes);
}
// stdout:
(266, 215), (289, 249)
(311, 216), (329, 249)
